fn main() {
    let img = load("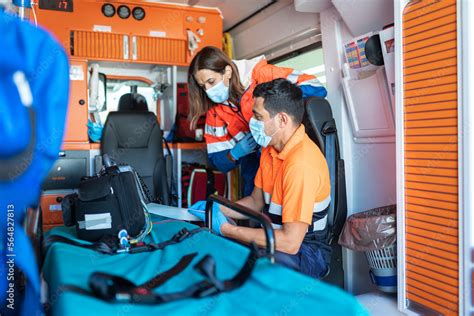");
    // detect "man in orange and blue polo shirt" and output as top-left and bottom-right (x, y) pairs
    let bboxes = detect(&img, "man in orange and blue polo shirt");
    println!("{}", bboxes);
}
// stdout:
(190, 78), (331, 278)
